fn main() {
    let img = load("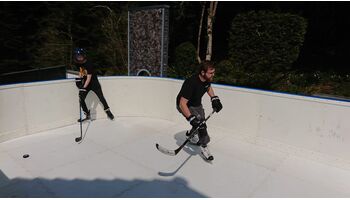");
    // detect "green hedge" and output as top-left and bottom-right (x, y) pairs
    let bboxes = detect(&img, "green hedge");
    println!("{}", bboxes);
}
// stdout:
(228, 11), (307, 75)
(168, 42), (197, 79)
